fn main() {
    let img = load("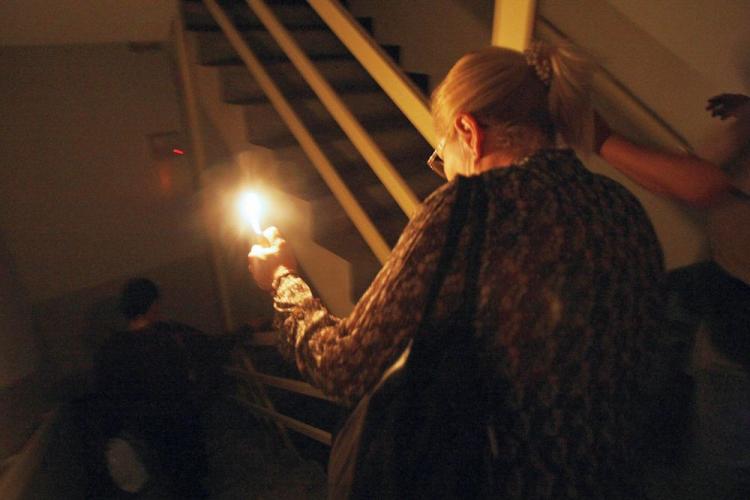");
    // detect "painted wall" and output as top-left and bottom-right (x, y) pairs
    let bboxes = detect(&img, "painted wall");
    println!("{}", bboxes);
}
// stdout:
(0, 0), (178, 46)
(606, 0), (750, 95)
(0, 43), (224, 392)
(348, 0), (494, 91)
(0, 234), (37, 387)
